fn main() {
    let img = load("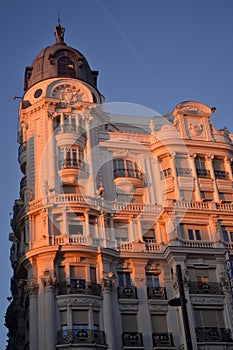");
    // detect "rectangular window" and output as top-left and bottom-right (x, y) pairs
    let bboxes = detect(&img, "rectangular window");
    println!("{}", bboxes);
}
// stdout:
(70, 266), (86, 279)
(118, 272), (131, 286)
(222, 227), (233, 242)
(151, 314), (167, 332)
(146, 274), (160, 287)
(195, 157), (206, 170)
(72, 310), (88, 332)
(188, 229), (194, 240)
(121, 314), (138, 332)
(58, 266), (66, 282)
(181, 224), (207, 240)
(93, 311), (99, 330)
(90, 267), (97, 283)
(68, 224), (83, 235)
(194, 309), (225, 328)
(60, 310), (67, 335)
(114, 221), (129, 242)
